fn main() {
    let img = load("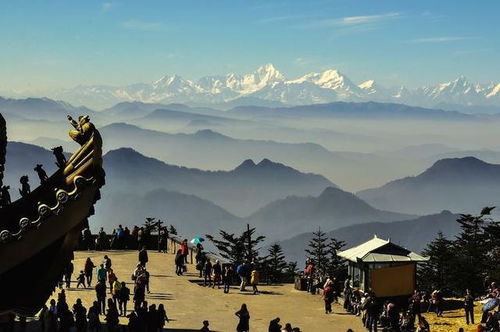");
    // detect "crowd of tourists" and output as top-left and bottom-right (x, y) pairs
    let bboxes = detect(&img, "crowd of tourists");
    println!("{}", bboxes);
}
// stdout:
(192, 243), (261, 295)
(81, 226), (168, 252)
(301, 259), (500, 332)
